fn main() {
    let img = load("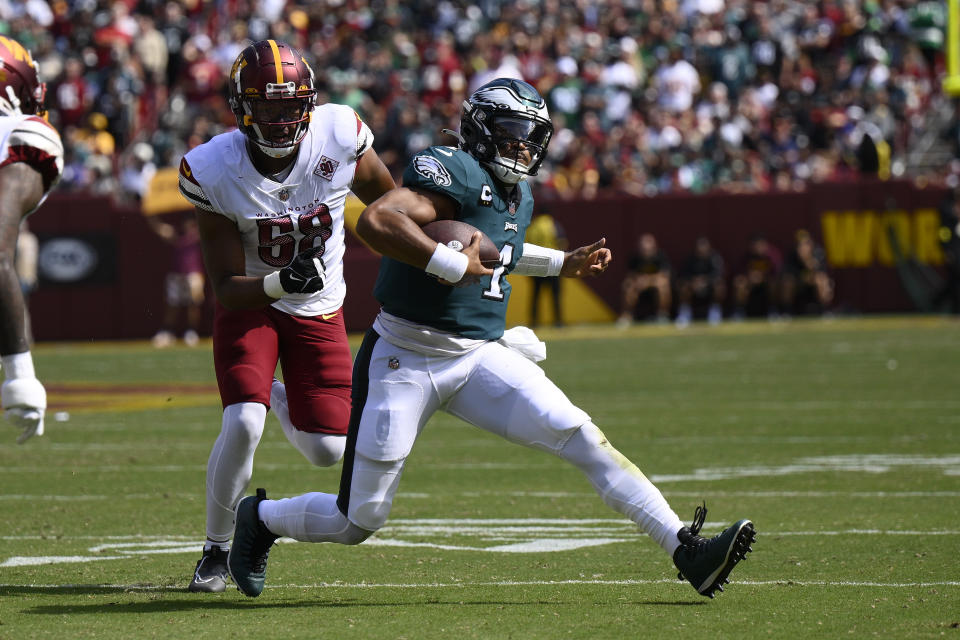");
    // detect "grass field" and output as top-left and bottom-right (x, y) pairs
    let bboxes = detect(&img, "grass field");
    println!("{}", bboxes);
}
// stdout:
(1, 315), (958, 639)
